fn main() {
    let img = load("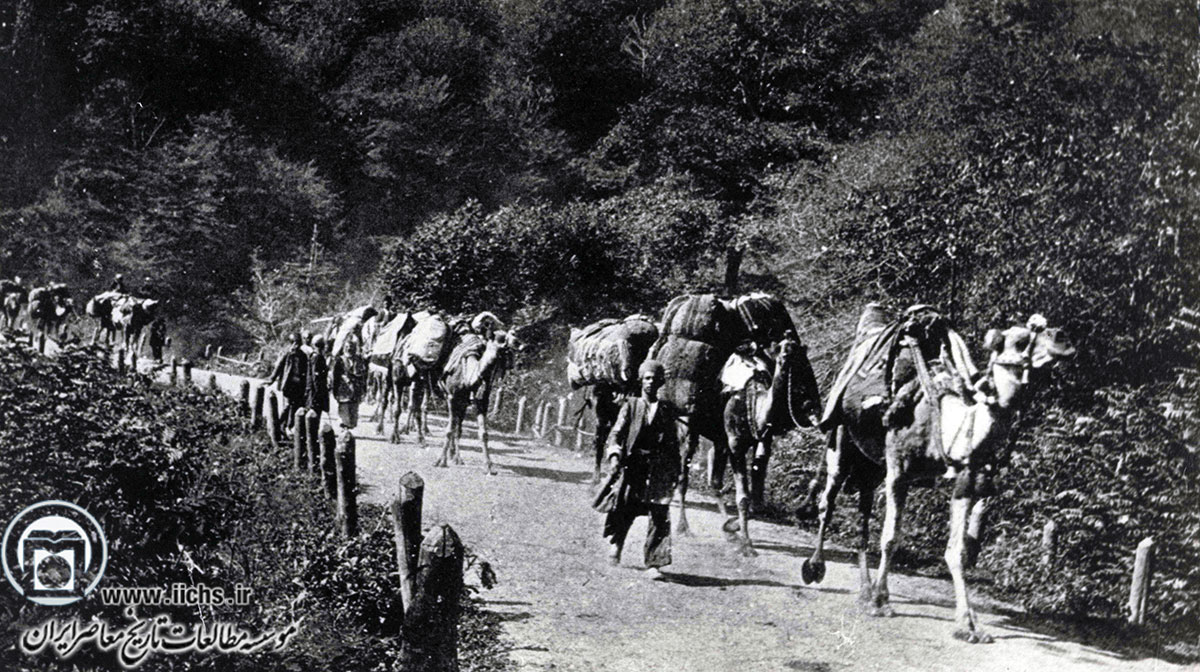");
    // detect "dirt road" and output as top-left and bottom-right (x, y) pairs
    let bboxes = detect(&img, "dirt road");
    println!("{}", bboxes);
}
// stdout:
(99, 353), (1184, 672)
(345, 410), (1185, 672)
